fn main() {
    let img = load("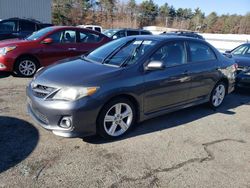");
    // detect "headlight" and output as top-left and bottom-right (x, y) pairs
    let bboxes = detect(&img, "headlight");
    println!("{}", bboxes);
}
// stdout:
(52, 87), (99, 101)
(0, 46), (16, 55)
